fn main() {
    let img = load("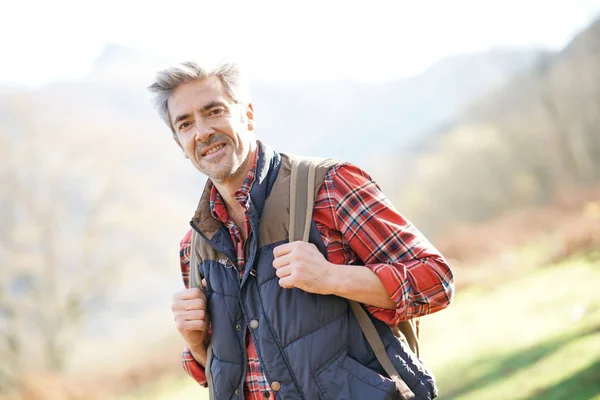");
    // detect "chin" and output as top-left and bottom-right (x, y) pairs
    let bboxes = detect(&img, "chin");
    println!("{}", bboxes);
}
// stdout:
(205, 166), (236, 182)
